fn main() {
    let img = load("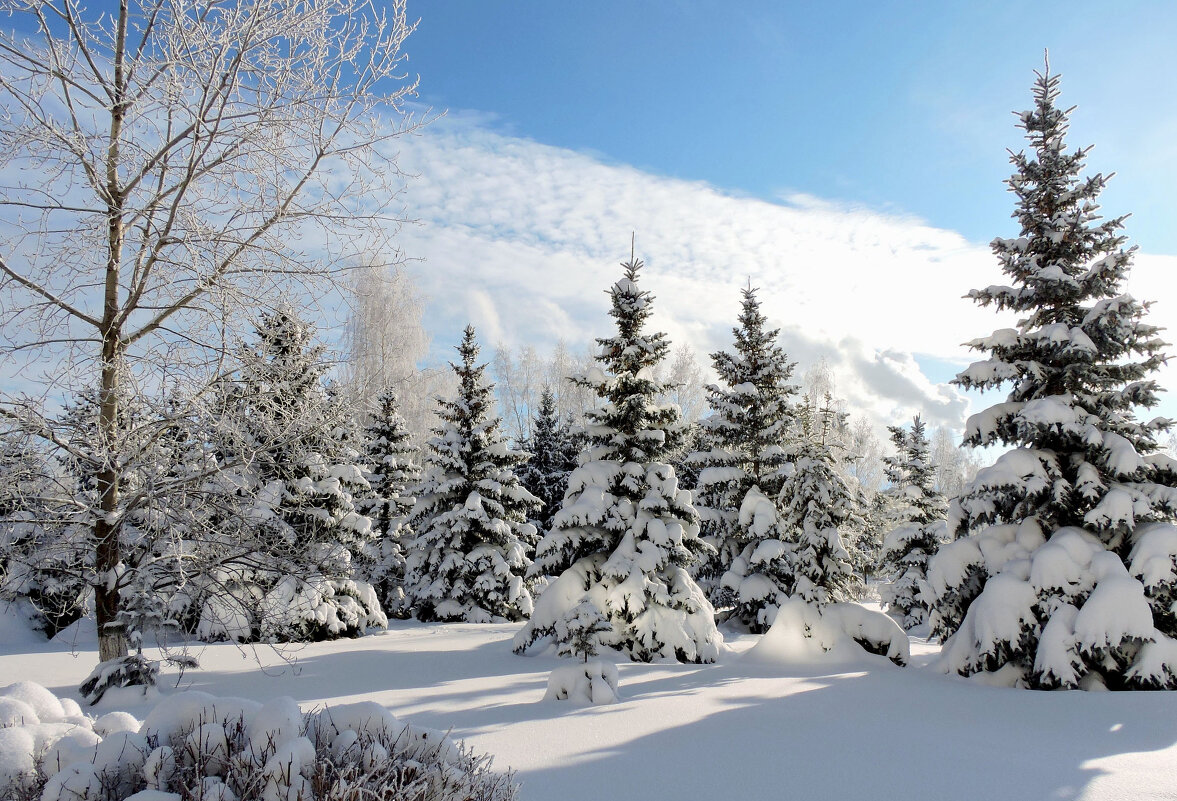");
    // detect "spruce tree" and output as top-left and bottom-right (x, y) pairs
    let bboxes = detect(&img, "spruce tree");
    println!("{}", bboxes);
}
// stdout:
(778, 426), (861, 605)
(691, 286), (799, 630)
(515, 253), (721, 663)
(405, 326), (539, 623)
(0, 429), (88, 638)
(517, 386), (577, 536)
(928, 66), (1177, 689)
(213, 306), (385, 642)
(879, 415), (946, 630)
(358, 387), (421, 617)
